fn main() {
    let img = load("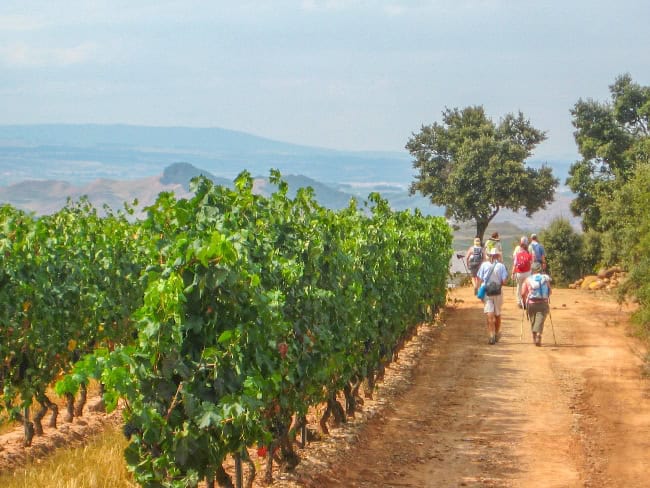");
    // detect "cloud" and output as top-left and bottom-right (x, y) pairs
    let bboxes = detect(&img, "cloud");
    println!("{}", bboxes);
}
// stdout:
(300, 0), (354, 11)
(0, 14), (46, 31)
(0, 41), (97, 67)
(383, 5), (406, 15)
